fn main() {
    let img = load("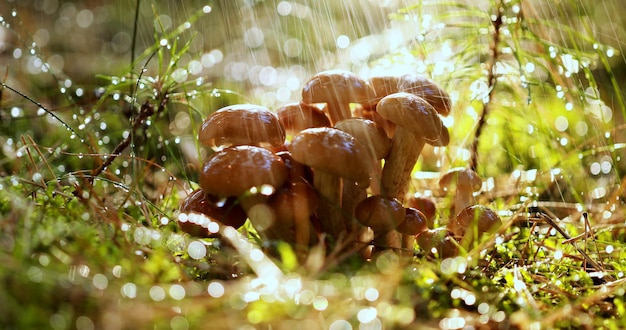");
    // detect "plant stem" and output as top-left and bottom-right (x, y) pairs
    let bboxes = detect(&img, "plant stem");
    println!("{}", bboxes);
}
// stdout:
(469, 1), (503, 172)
